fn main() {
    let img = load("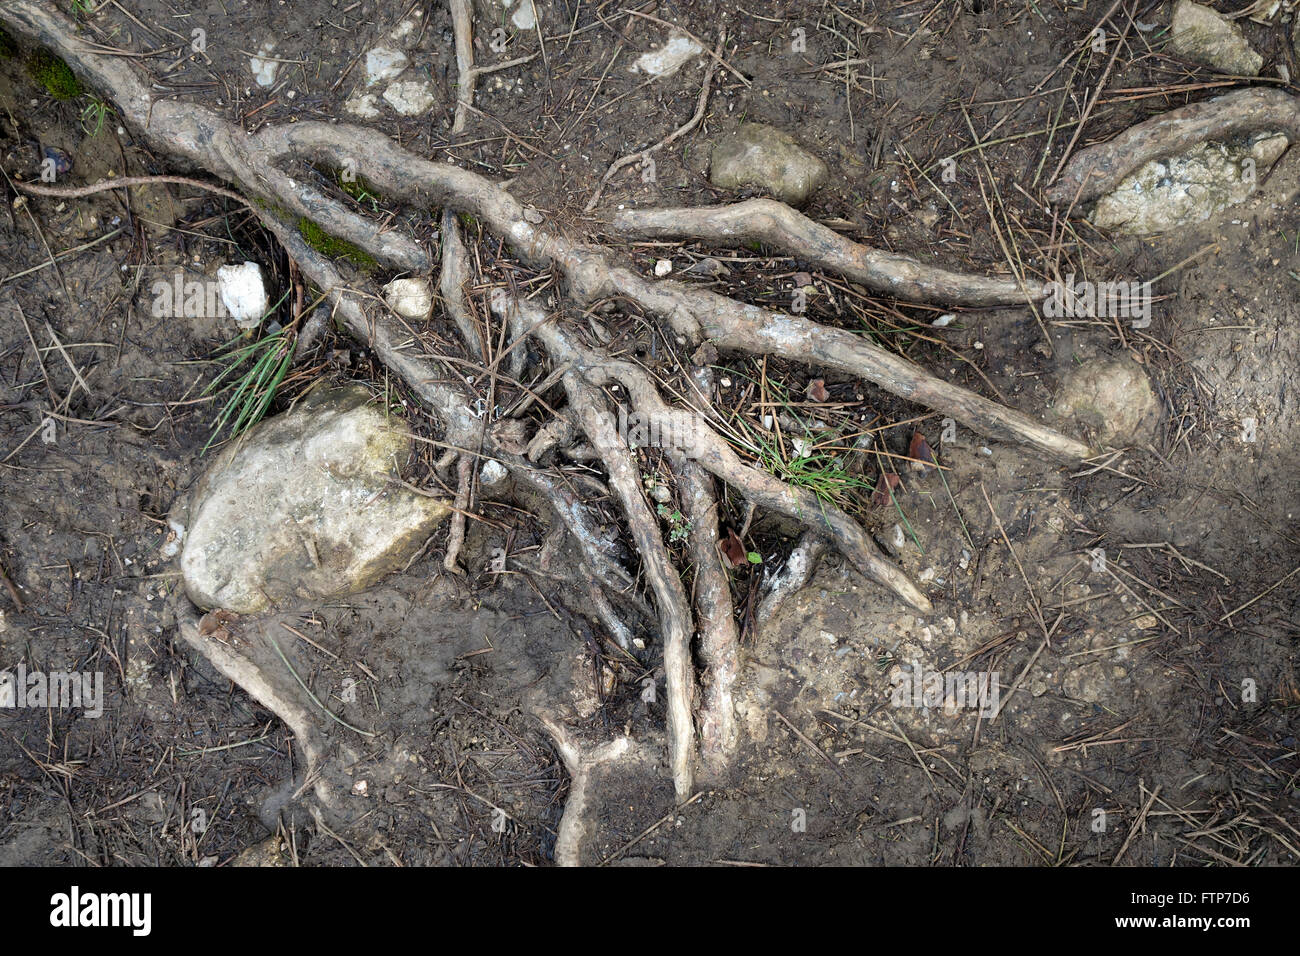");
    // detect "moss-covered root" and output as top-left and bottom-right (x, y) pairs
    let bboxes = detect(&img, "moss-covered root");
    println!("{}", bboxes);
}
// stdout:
(297, 218), (377, 273)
